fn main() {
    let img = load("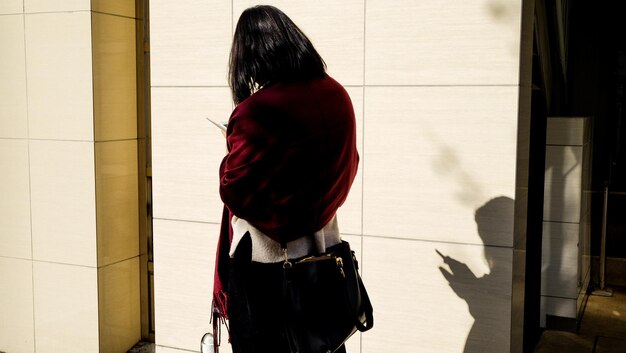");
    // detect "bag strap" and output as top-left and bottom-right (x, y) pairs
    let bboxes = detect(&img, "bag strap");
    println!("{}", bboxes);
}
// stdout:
(353, 275), (374, 332)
